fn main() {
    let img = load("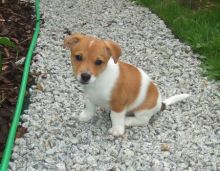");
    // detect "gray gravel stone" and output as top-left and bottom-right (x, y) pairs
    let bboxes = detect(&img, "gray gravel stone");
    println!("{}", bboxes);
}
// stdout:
(56, 162), (66, 170)
(9, 0), (220, 170)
